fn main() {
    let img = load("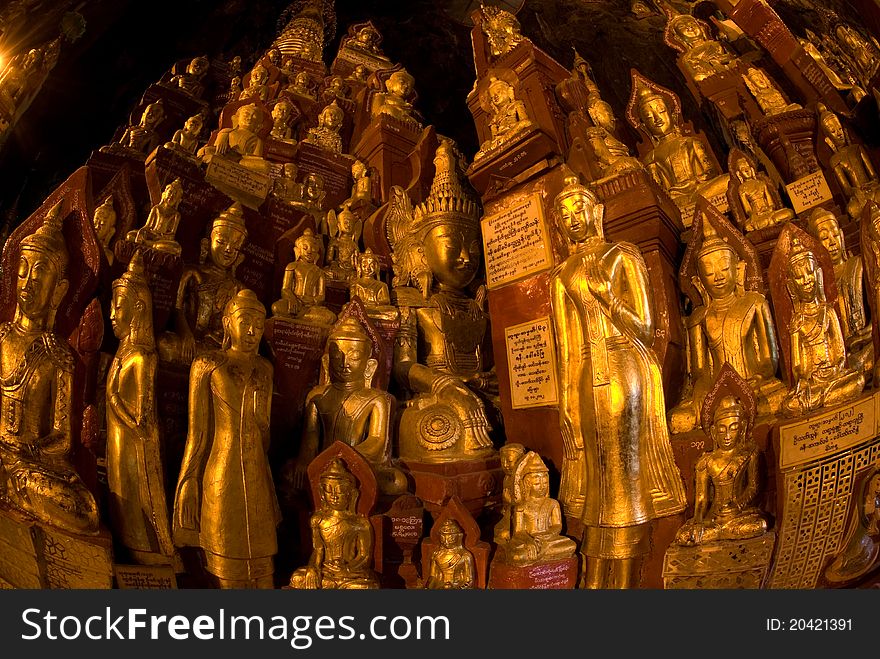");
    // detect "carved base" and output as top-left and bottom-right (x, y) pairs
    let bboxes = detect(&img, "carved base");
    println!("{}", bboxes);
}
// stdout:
(466, 129), (559, 199)
(0, 505), (114, 589)
(662, 532), (776, 589)
(488, 555), (579, 590)
(398, 457), (502, 518)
